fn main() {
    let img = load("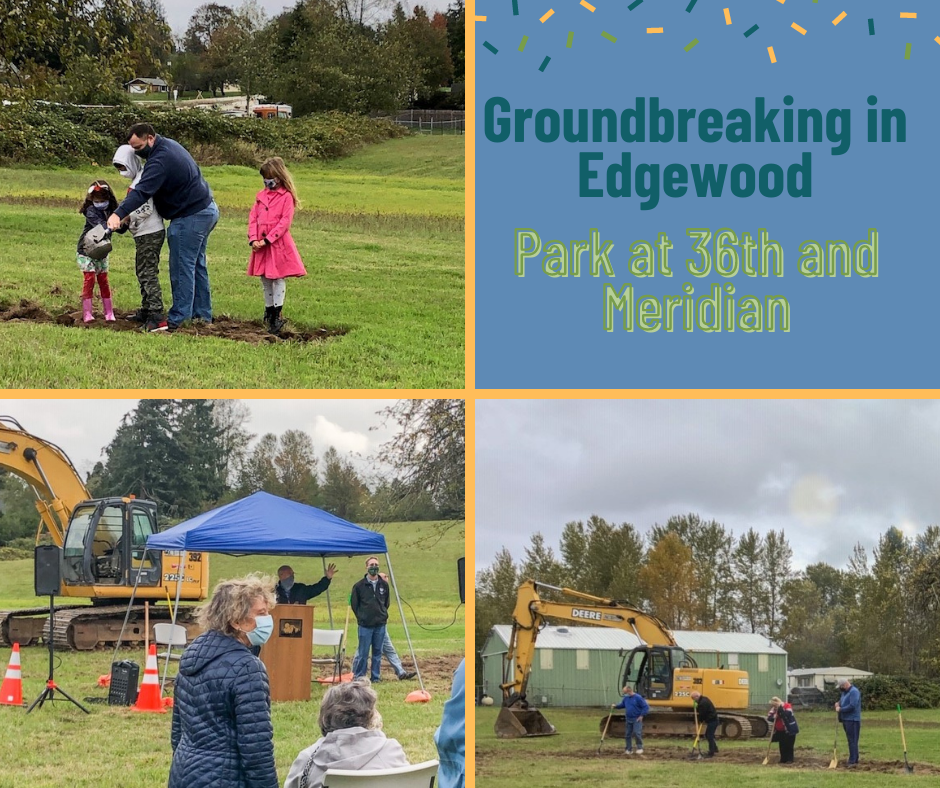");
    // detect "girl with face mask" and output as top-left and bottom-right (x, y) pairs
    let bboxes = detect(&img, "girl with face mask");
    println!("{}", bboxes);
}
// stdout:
(169, 574), (279, 788)
(77, 181), (123, 323)
(246, 157), (307, 335)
